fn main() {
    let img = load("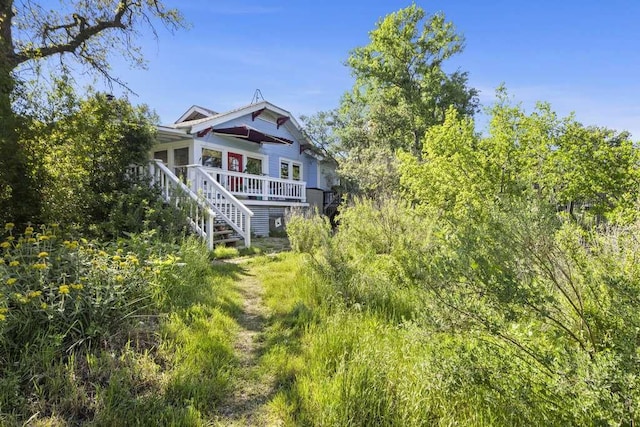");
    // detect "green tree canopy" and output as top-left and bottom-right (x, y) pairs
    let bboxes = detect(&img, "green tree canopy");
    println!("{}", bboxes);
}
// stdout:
(346, 4), (478, 155)
(0, 0), (184, 224)
(302, 5), (478, 196)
